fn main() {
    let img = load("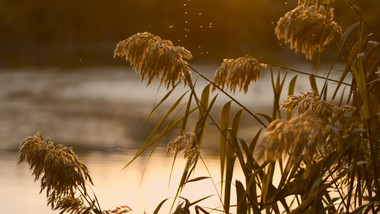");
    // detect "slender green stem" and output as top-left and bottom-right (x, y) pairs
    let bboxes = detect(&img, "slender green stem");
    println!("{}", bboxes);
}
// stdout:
(187, 65), (268, 128)
(270, 64), (351, 86)
(199, 156), (225, 209)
